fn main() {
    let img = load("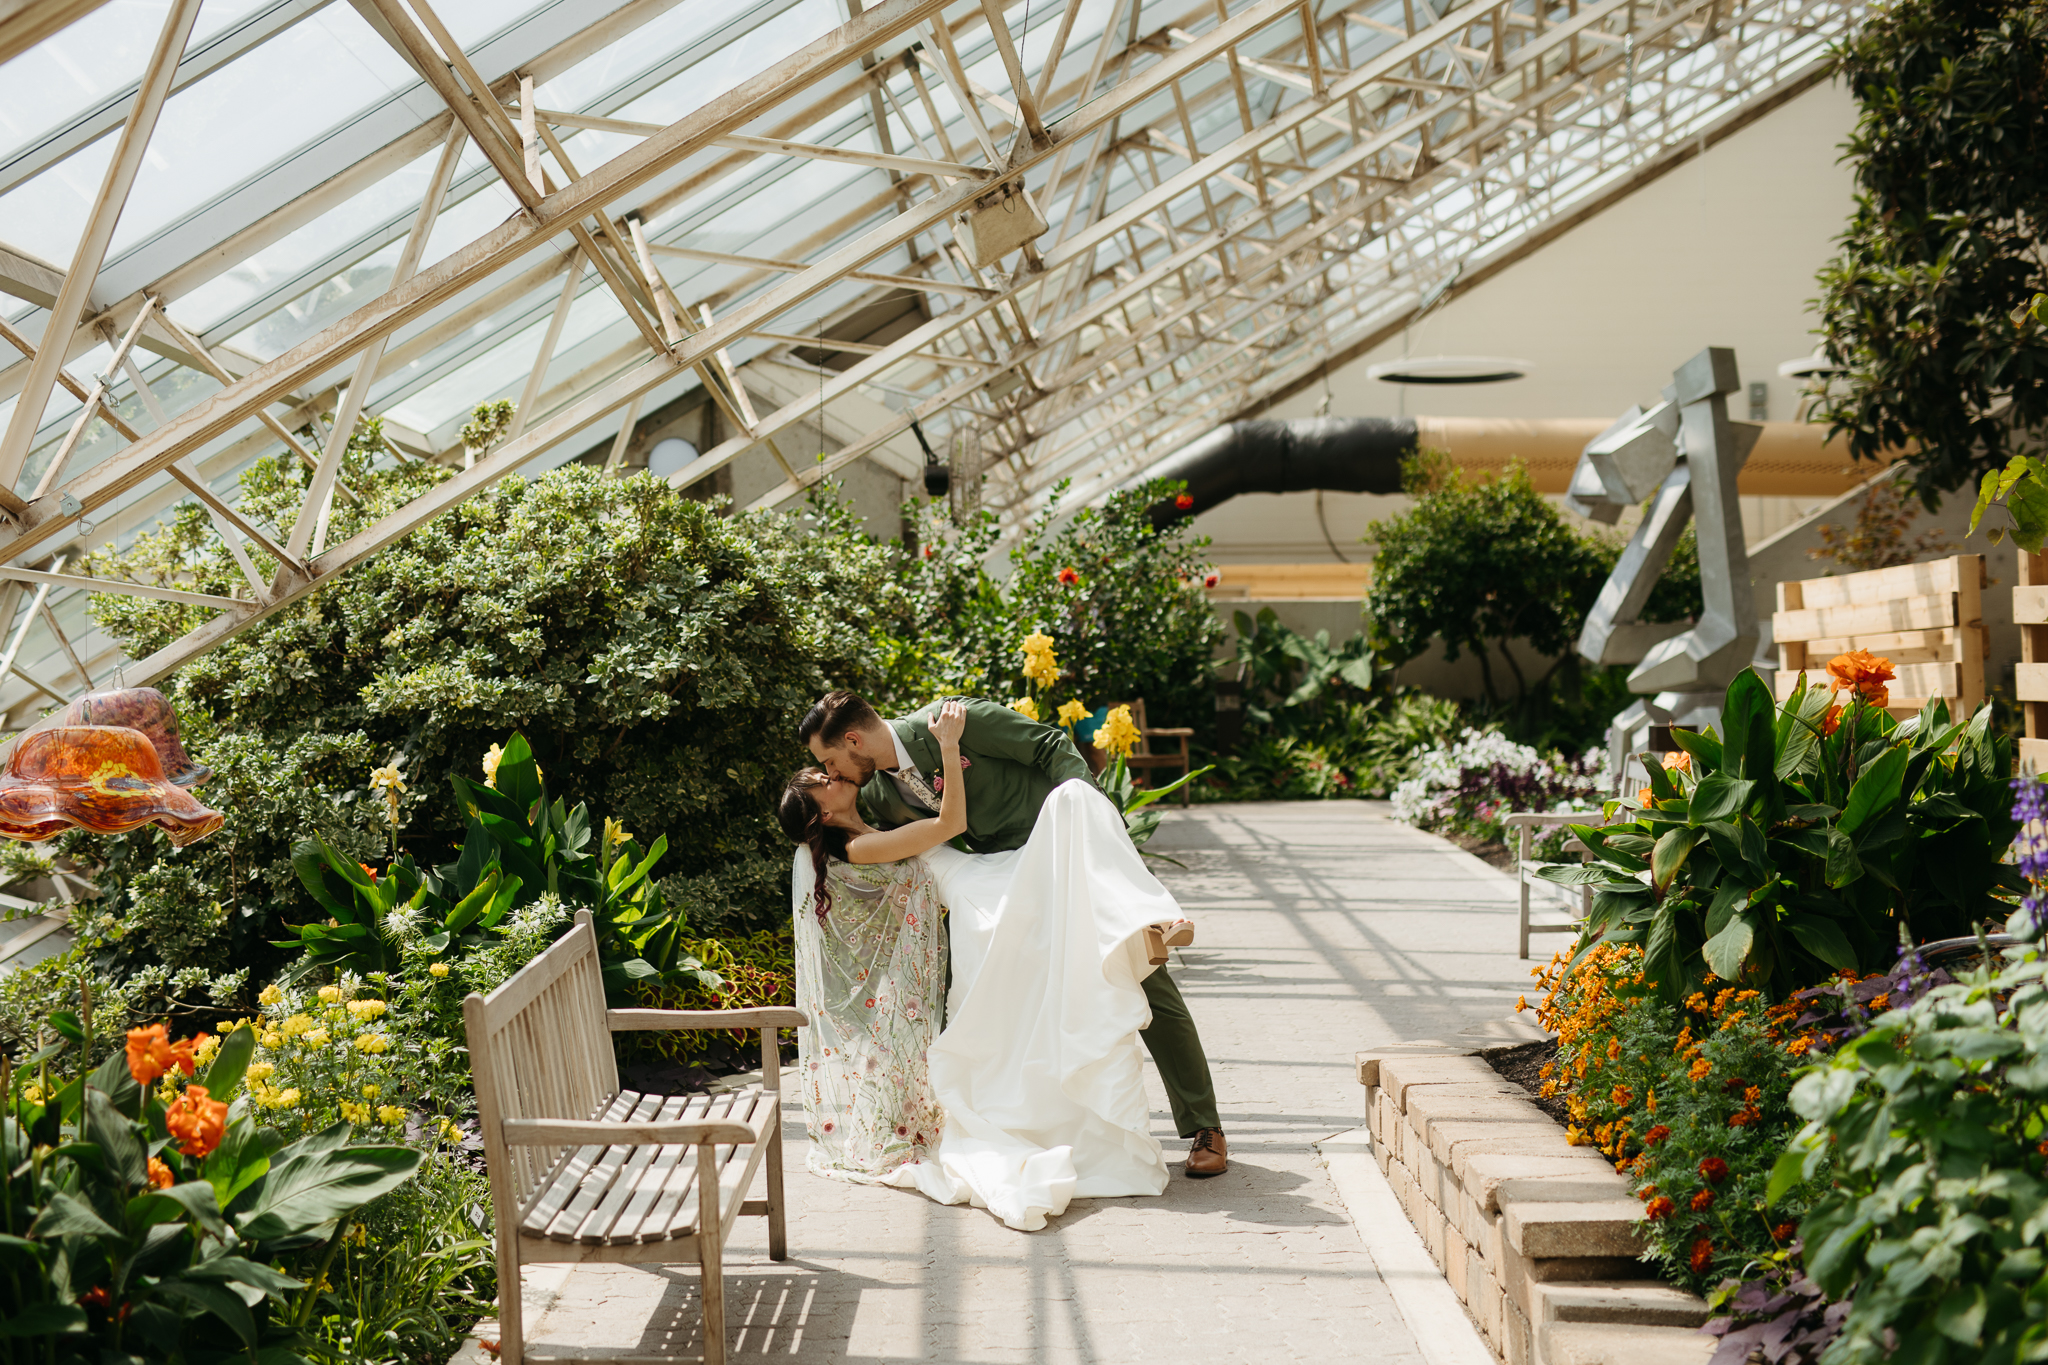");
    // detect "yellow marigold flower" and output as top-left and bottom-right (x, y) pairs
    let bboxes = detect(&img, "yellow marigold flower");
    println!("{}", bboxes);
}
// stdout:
(377, 1105), (406, 1125)
(355, 1033), (390, 1055)
(261, 1031), (283, 1049)
(300, 1028), (330, 1049)
(1093, 704), (1140, 760)
(1688, 1057), (1712, 1082)
(279, 1013), (314, 1036)
(194, 1035), (220, 1065)
(1009, 697), (1041, 723)
(317, 986), (342, 1005)
(263, 1087), (301, 1110)
(339, 1101), (369, 1124)
(482, 743), (504, 789)
(346, 999), (387, 1021)
(245, 1062), (274, 1083)
(1056, 698), (1089, 729)
(440, 1118), (463, 1143)
(428, 962), (451, 979)
(361, 1084), (381, 1099)
(259, 984), (284, 1007)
